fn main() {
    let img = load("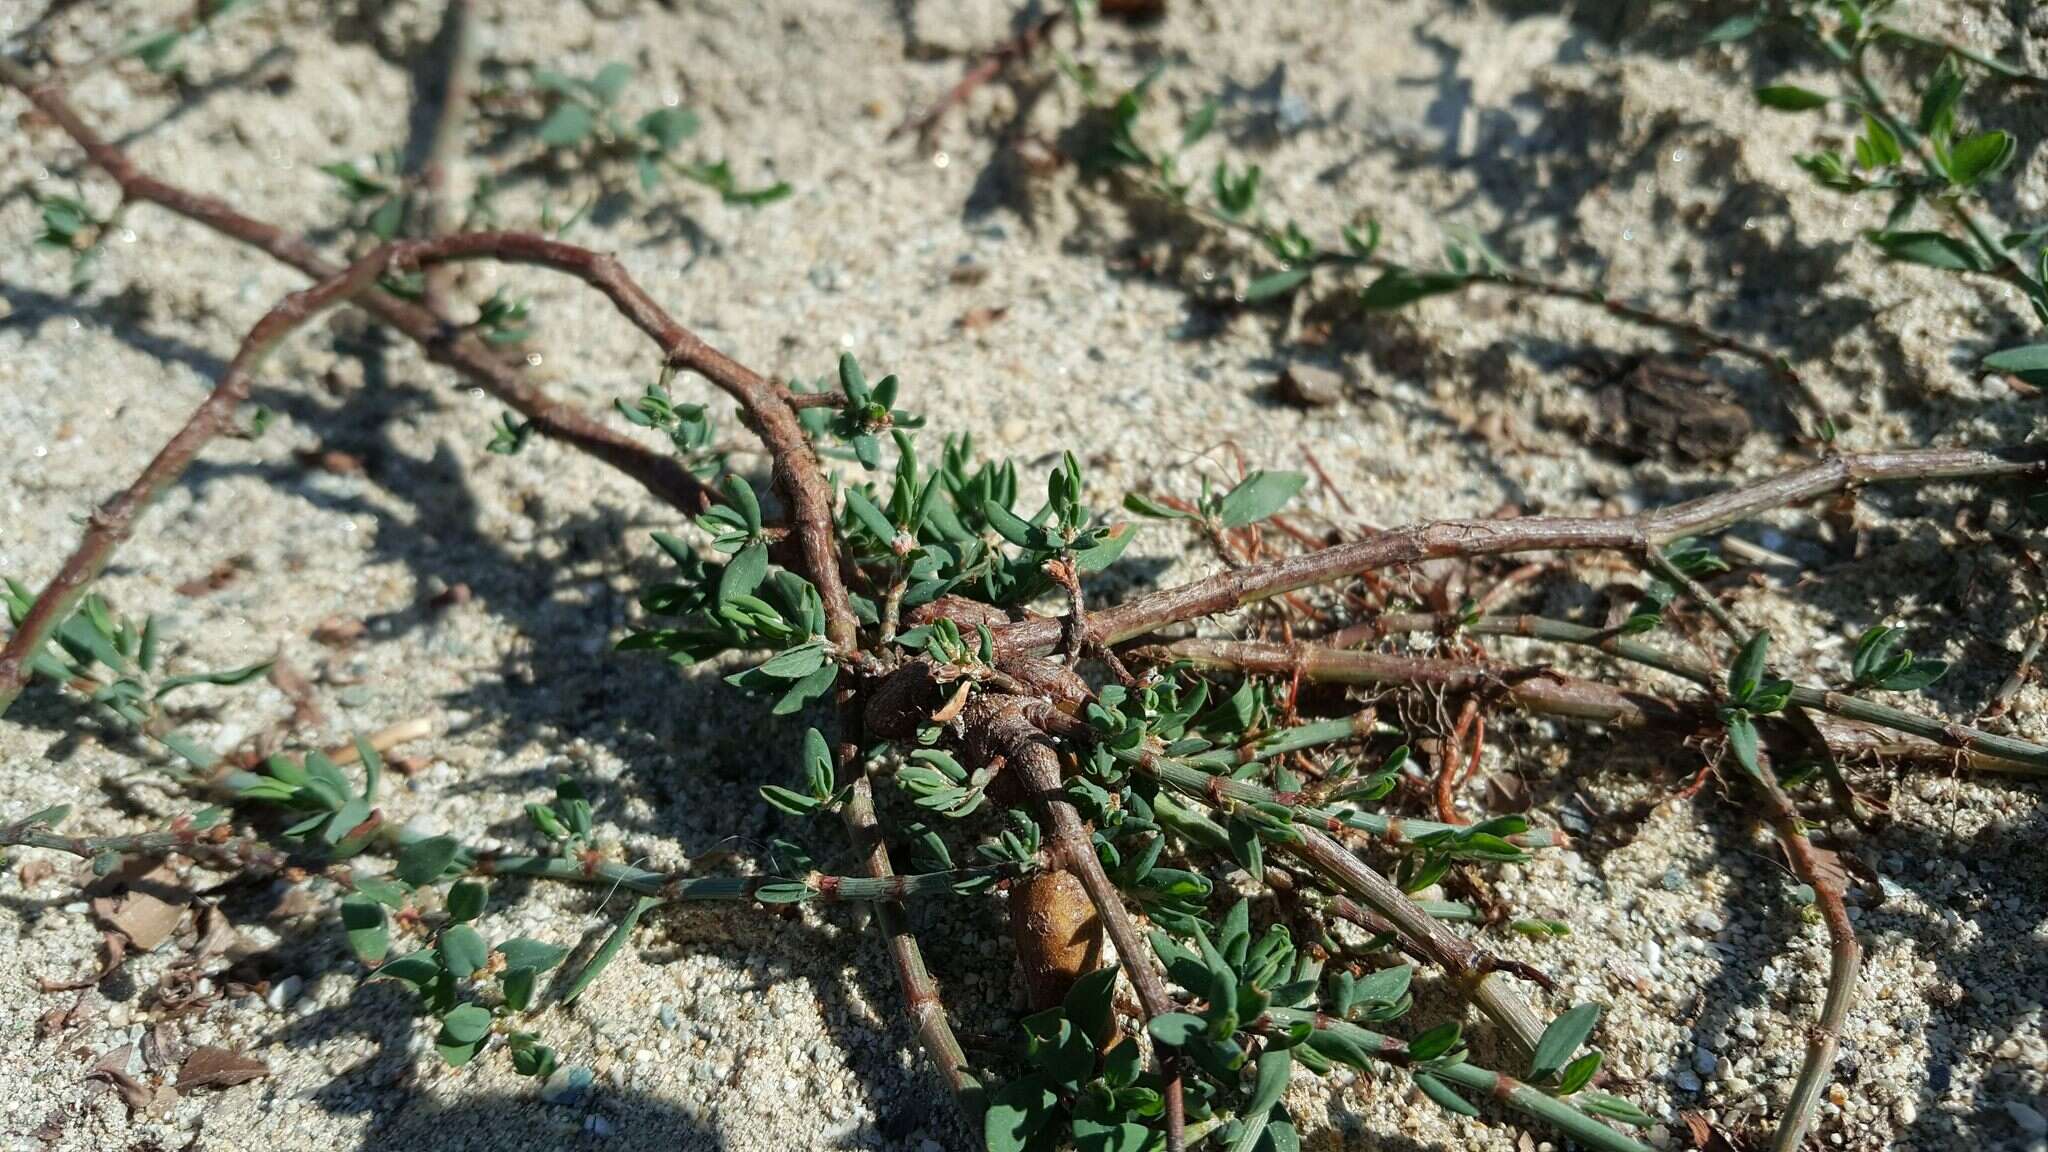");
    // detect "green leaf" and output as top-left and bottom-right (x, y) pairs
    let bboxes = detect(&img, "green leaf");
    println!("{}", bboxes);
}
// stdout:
(1180, 99), (1219, 148)
(1407, 1021), (1462, 1062)
(341, 896), (389, 965)
(439, 1002), (493, 1045)
(1702, 14), (1761, 43)
(982, 499), (1044, 550)
(1948, 130), (2016, 187)
(1063, 964), (1120, 1045)
(1725, 710), (1761, 777)
(1414, 1072), (1479, 1117)
(1729, 630), (1771, 701)
(1867, 230), (1988, 272)
(354, 735), (384, 805)
(1216, 471), (1307, 528)
(843, 487), (899, 544)
(1123, 492), (1189, 520)
(496, 938), (570, 973)
(638, 107), (701, 151)
(1360, 267), (1467, 310)
(562, 896), (659, 1005)
(588, 62), (633, 105)
(758, 641), (828, 680)
(1755, 84), (1830, 111)
(446, 880), (487, 924)
(397, 835), (462, 886)
(760, 784), (822, 815)
(154, 659), (274, 698)
(439, 924), (489, 979)
(1557, 1050), (1603, 1095)
(717, 542), (770, 604)
(1579, 1090), (1655, 1126)
(1243, 266), (1313, 303)
(1919, 56), (1964, 137)
(323, 796), (371, 845)
(537, 102), (595, 147)
(372, 952), (441, 988)
(985, 1074), (1058, 1152)
(501, 965), (537, 1011)
(1880, 661), (1948, 691)
(1353, 963), (1412, 1006)
(1529, 1002), (1601, 1080)
(1148, 1012), (1206, 1047)
(1984, 343), (2048, 384)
